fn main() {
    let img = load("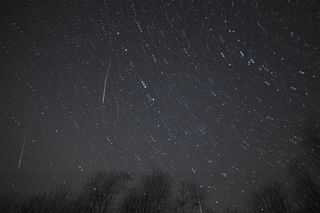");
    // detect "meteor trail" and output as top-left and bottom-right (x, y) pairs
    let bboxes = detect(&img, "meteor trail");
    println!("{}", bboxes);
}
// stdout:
(18, 132), (27, 169)
(102, 58), (111, 104)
